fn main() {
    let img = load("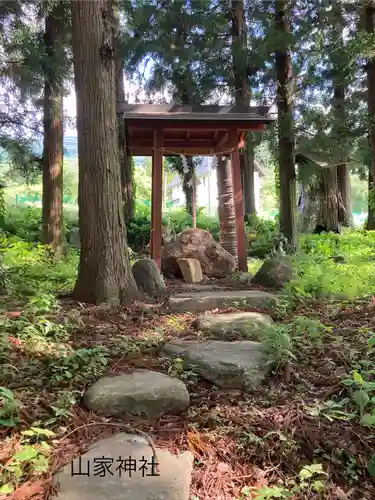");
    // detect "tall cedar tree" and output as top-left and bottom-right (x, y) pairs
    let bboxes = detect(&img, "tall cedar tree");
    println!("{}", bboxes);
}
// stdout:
(231, 0), (256, 217)
(275, 0), (297, 248)
(42, 4), (64, 257)
(71, 0), (140, 304)
(331, 4), (351, 226)
(365, 2), (375, 230)
(114, 11), (133, 220)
